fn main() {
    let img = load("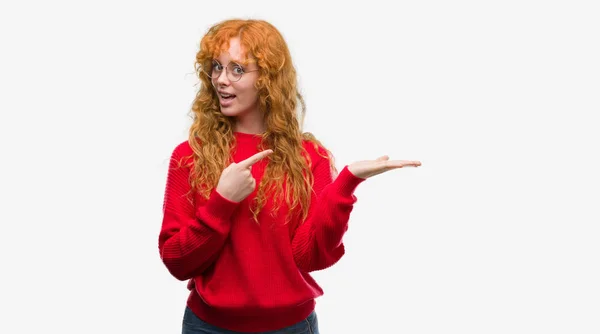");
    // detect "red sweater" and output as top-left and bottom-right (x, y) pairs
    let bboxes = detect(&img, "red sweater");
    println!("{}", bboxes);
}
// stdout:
(158, 132), (365, 332)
